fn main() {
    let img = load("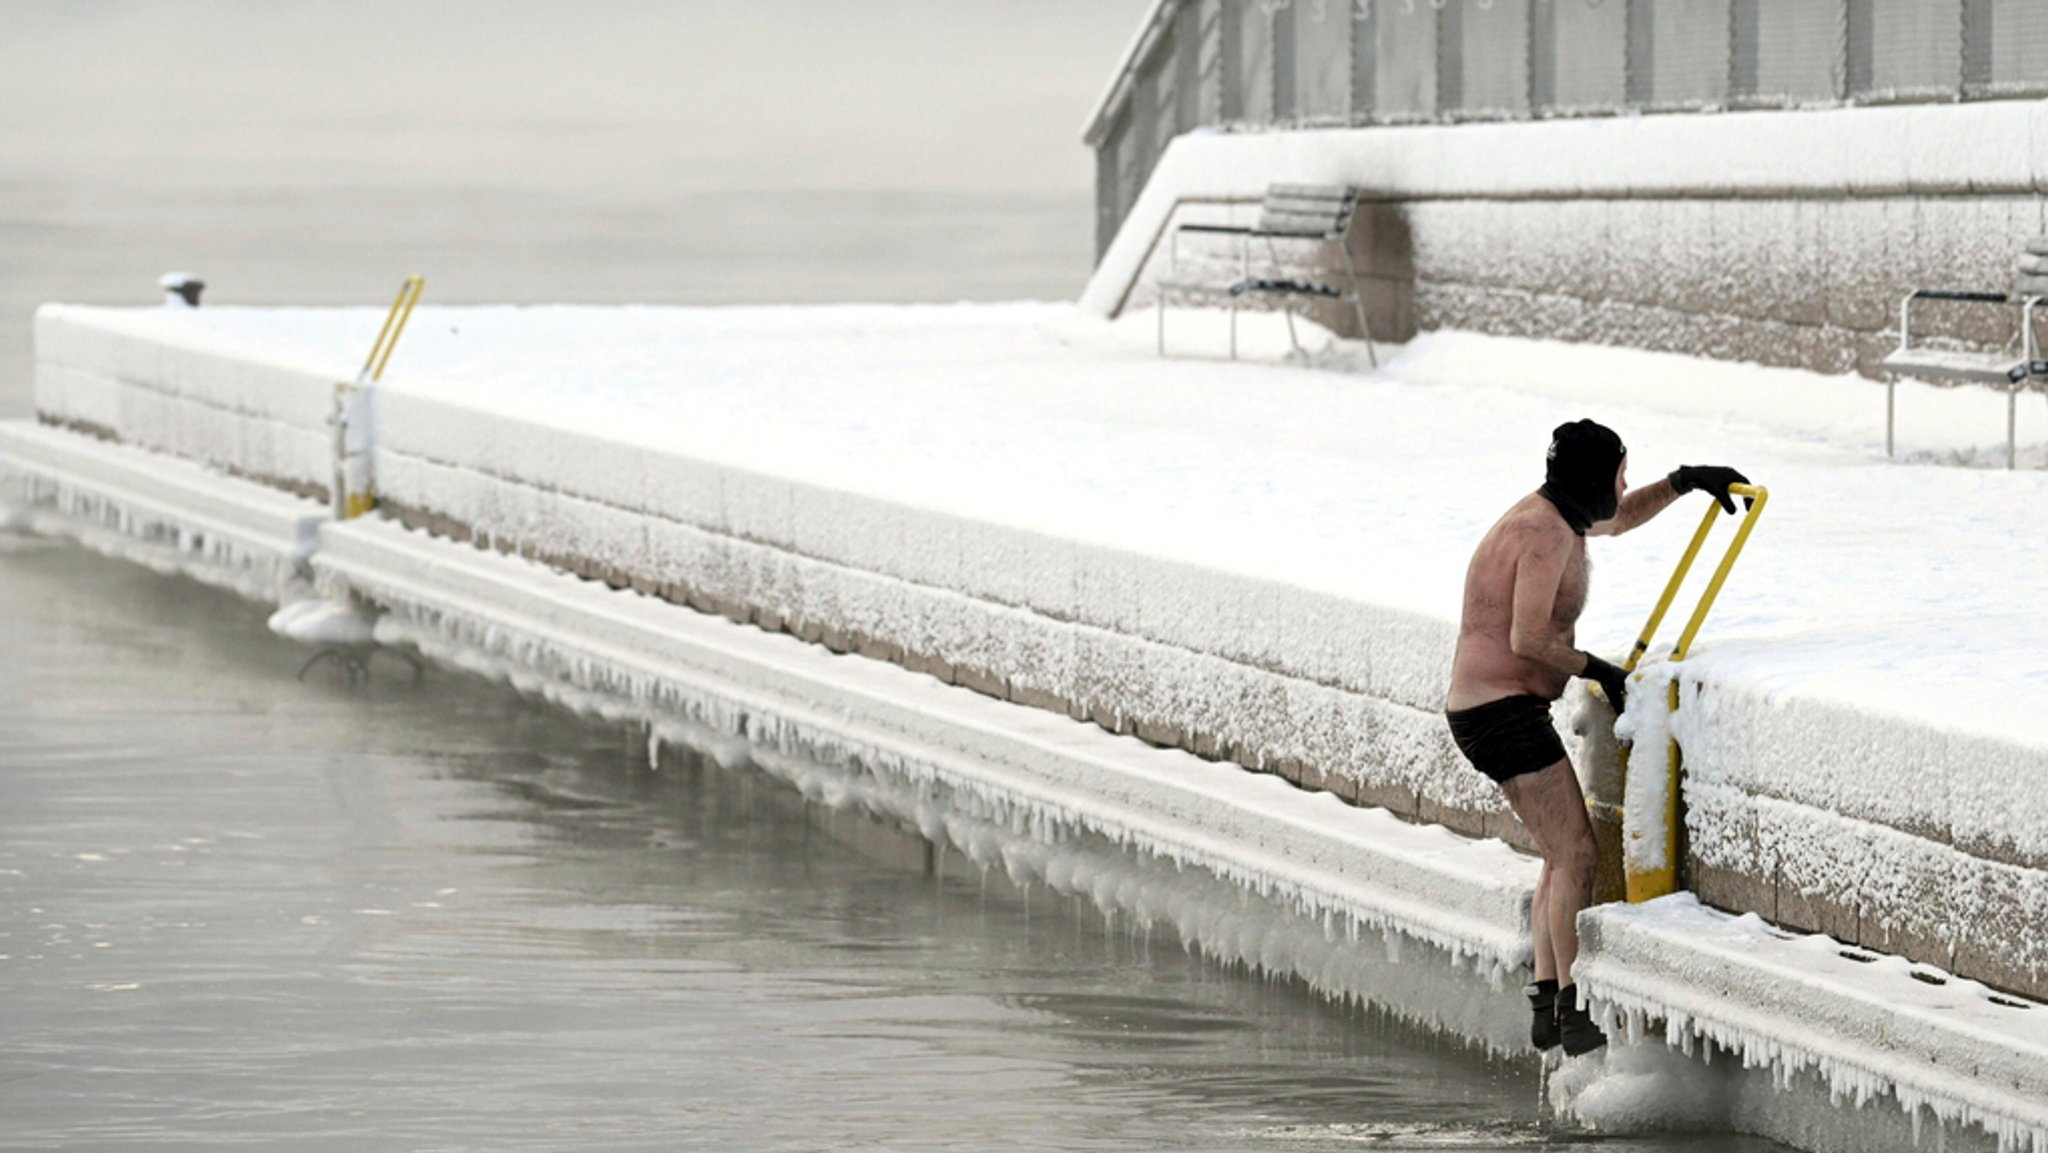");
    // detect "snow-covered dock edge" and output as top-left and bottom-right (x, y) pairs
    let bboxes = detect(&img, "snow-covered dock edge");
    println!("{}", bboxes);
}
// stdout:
(6, 417), (2048, 1152)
